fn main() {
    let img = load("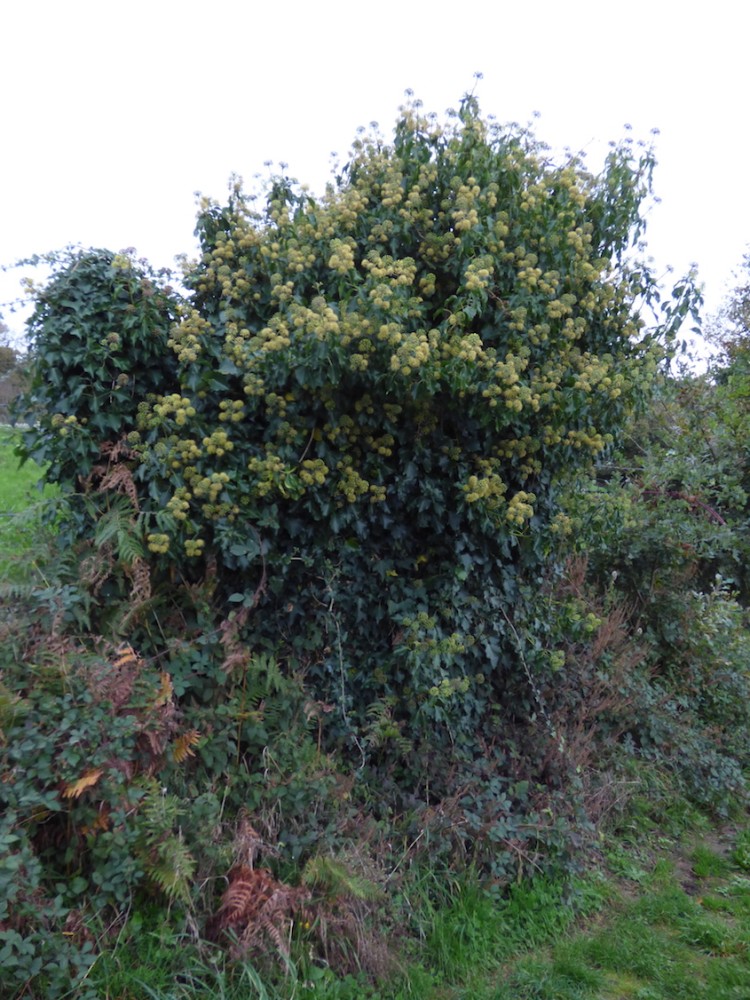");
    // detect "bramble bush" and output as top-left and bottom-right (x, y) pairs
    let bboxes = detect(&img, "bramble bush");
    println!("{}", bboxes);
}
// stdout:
(556, 359), (750, 814)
